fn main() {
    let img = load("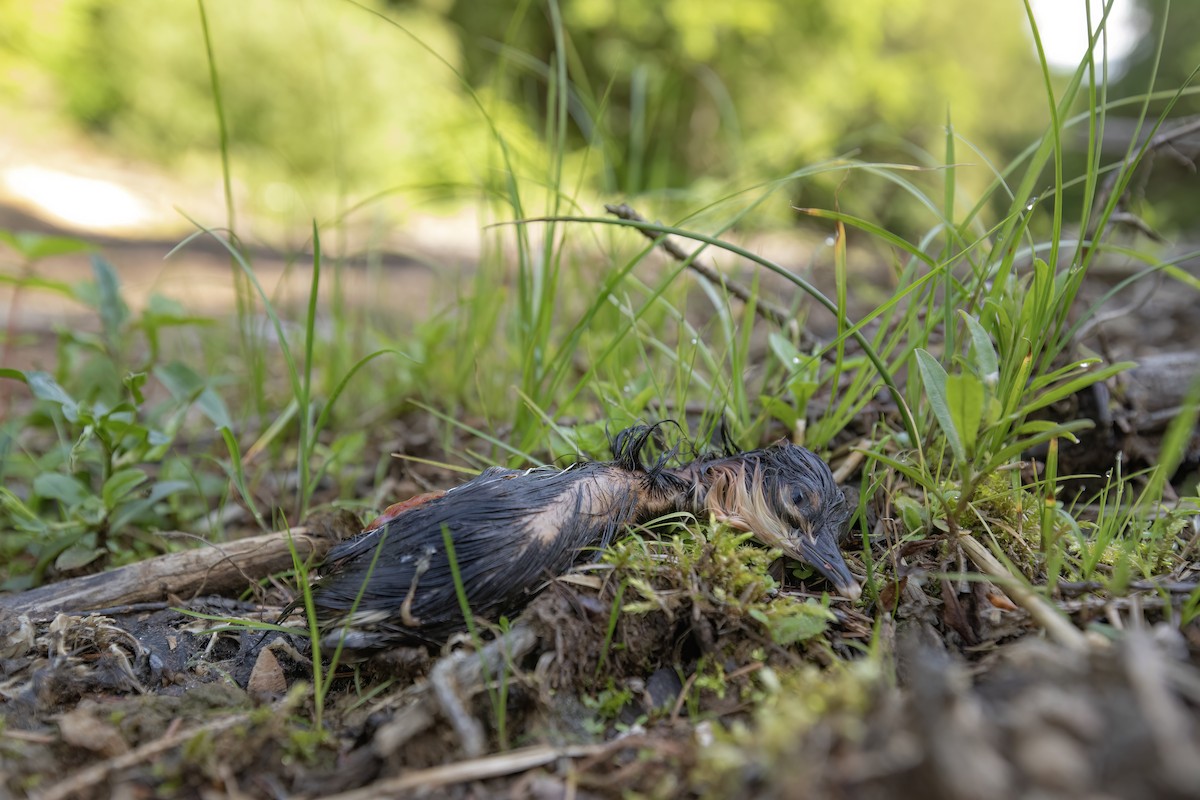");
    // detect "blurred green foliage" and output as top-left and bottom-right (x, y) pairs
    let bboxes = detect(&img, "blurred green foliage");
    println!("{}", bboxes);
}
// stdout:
(447, 0), (1044, 193)
(1, 0), (1051, 225)
(1, 0), (493, 221)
